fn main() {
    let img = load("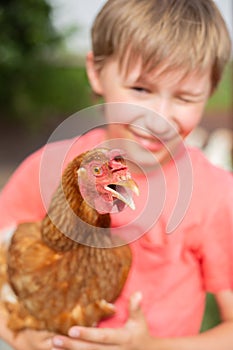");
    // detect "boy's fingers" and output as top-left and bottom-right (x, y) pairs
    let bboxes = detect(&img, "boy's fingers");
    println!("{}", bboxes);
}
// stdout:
(126, 291), (148, 332)
(62, 293), (143, 346)
(67, 326), (129, 345)
(129, 291), (143, 317)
